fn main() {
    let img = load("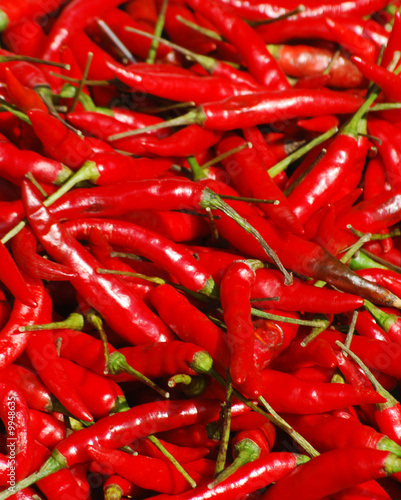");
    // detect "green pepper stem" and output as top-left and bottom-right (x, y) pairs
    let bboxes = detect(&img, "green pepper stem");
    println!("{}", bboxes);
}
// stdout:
(176, 14), (223, 41)
(0, 453), (66, 499)
(268, 126), (338, 178)
(378, 436), (401, 458)
(200, 187), (292, 285)
(348, 224), (401, 241)
(147, 435), (197, 488)
(1, 160), (100, 244)
(208, 438), (261, 489)
(251, 308), (327, 328)
(348, 250), (389, 271)
(300, 314), (331, 346)
(146, 0), (168, 64)
(364, 299), (396, 333)
(19, 312), (84, 332)
(208, 367), (319, 458)
(108, 108), (202, 141)
(0, 55), (70, 69)
(214, 372), (233, 477)
(335, 341), (398, 410)
(109, 351), (170, 399)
